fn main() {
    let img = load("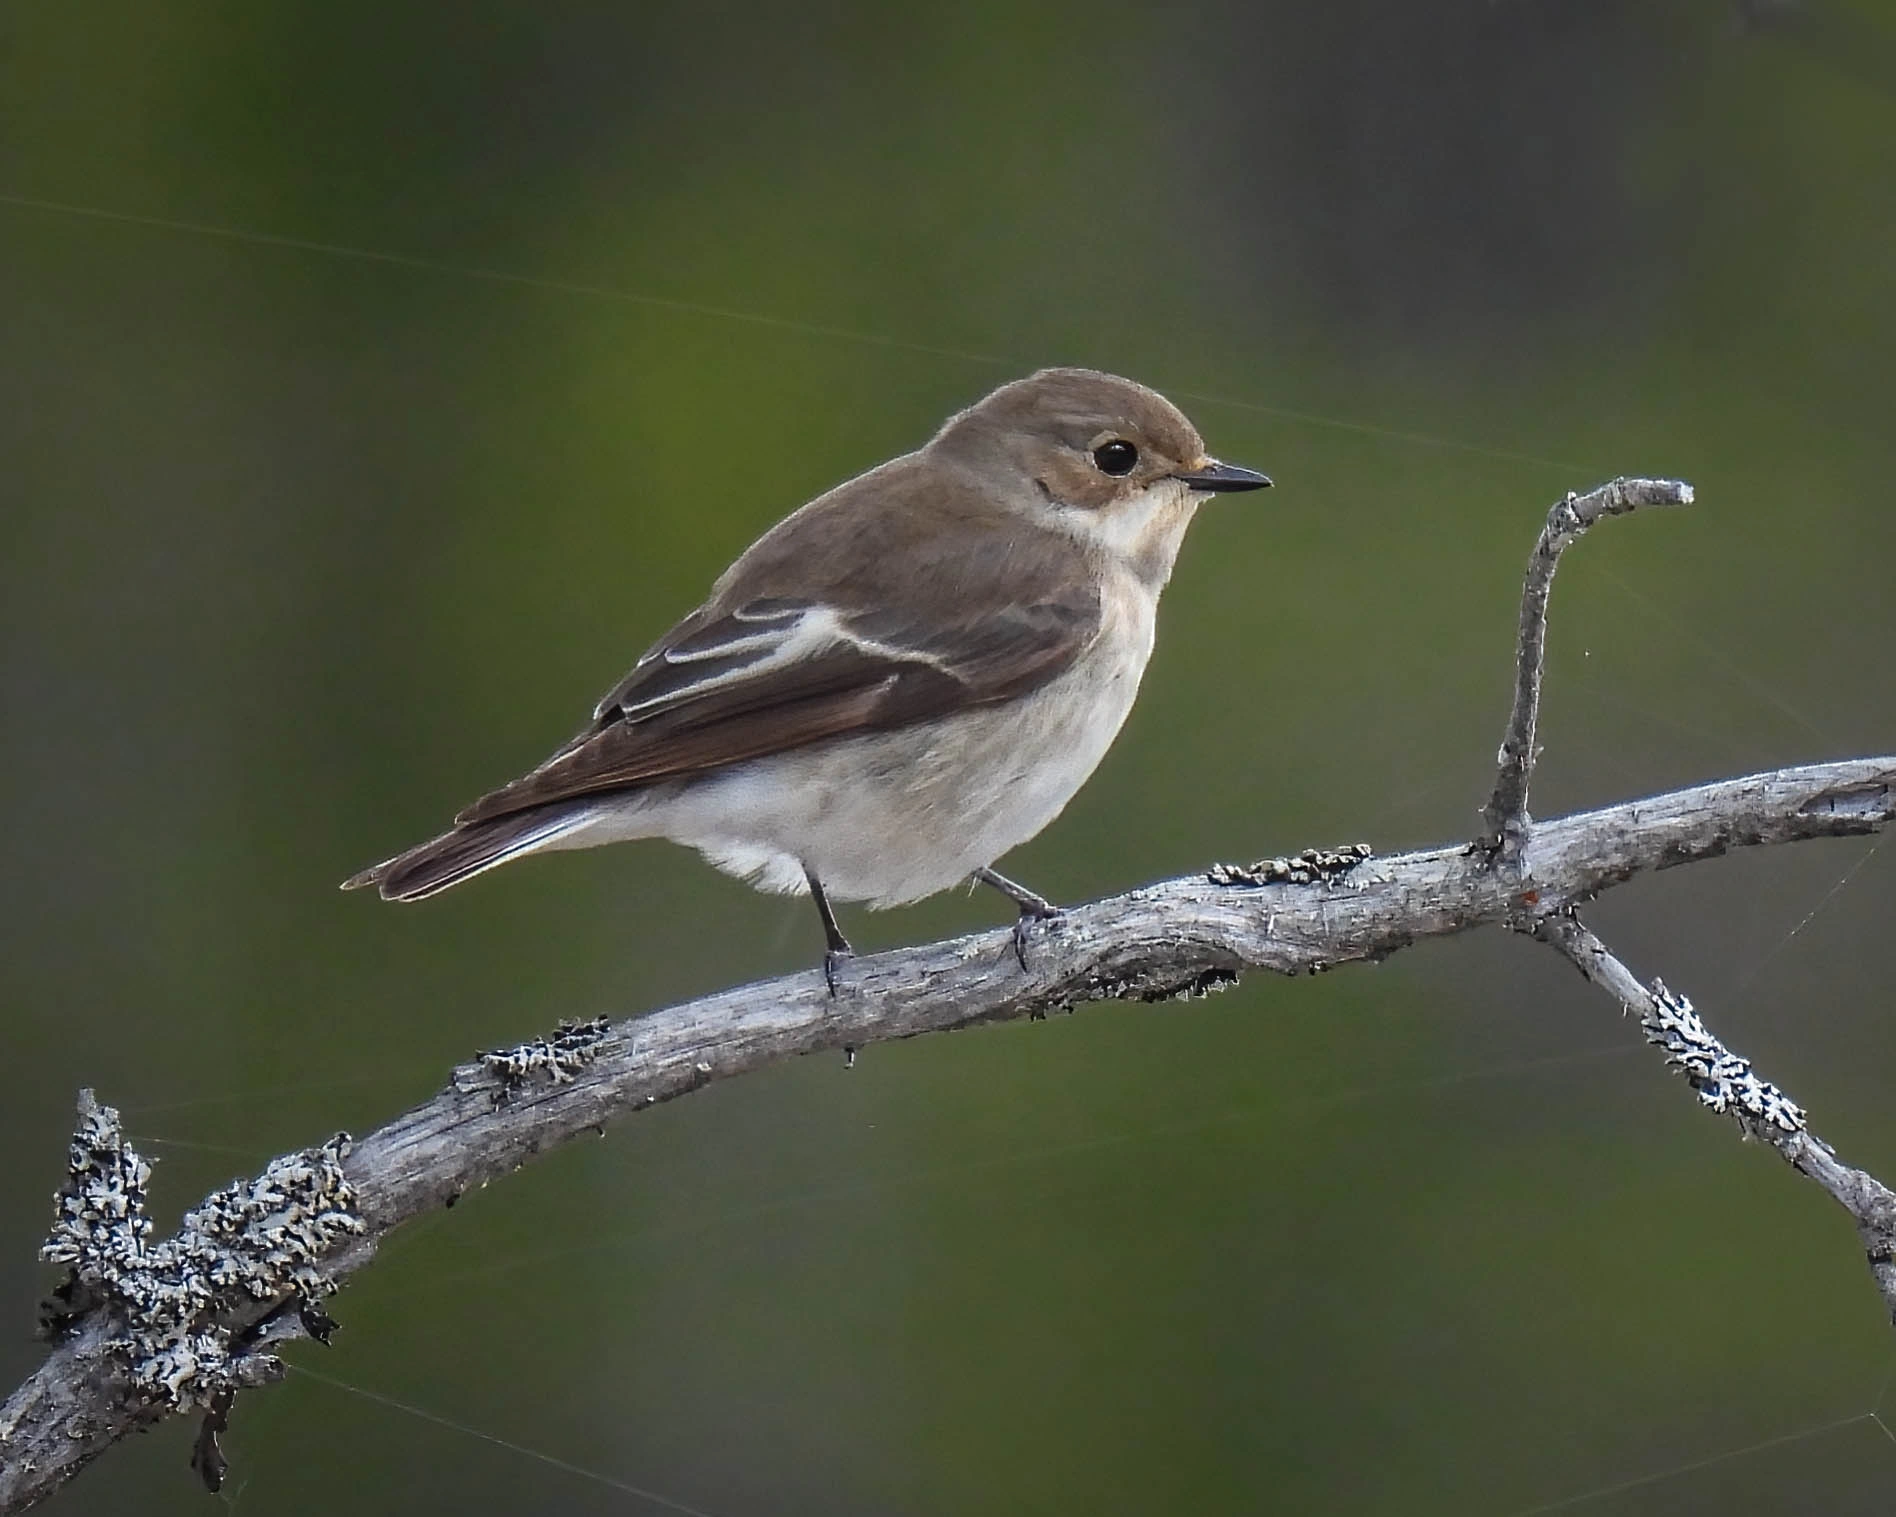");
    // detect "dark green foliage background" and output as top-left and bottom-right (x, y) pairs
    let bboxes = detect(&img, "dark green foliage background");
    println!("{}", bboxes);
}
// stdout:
(3, 3), (1894, 1512)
